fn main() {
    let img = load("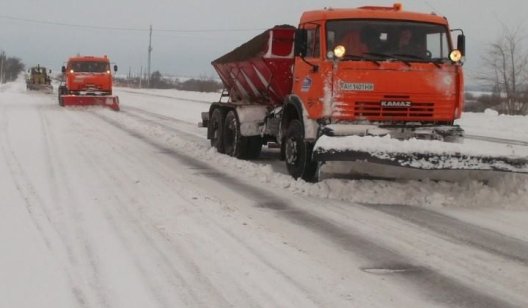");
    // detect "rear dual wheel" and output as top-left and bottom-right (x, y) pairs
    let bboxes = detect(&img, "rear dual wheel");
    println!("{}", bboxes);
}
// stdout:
(209, 108), (225, 153)
(223, 111), (241, 157)
(223, 111), (262, 159)
(209, 108), (262, 159)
